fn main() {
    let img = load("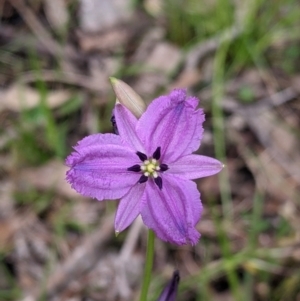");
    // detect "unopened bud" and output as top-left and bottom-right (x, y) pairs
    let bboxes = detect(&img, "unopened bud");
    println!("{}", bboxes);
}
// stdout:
(109, 77), (147, 118)
(157, 270), (180, 301)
